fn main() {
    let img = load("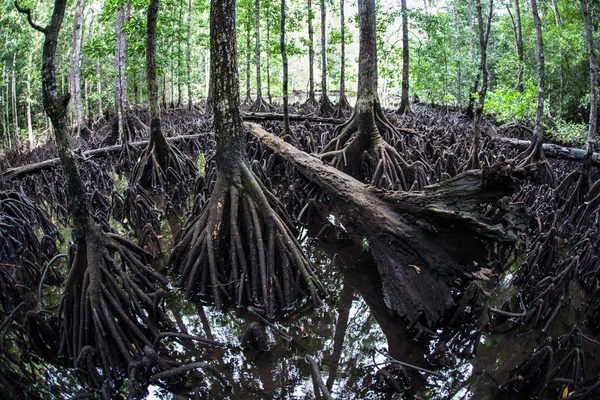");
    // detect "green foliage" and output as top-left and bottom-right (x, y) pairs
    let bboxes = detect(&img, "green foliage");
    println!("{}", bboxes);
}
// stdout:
(486, 81), (537, 122)
(548, 118), (588, 147)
